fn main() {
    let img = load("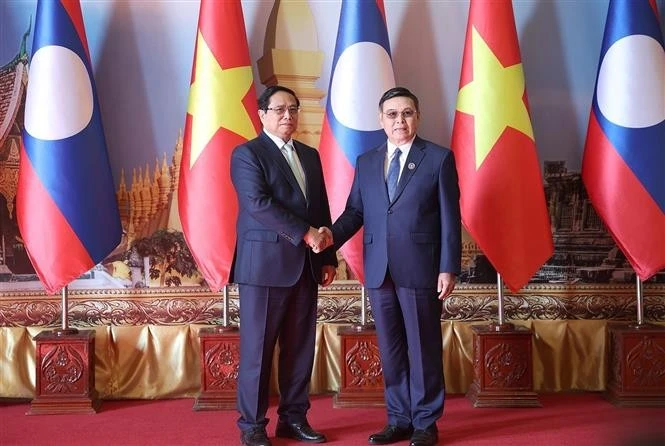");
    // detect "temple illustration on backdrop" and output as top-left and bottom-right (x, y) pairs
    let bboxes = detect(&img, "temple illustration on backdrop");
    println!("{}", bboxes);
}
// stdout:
(0, 26), (30, 280)
(461, 160), (663, 284)
(0, 24), (662, 290)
